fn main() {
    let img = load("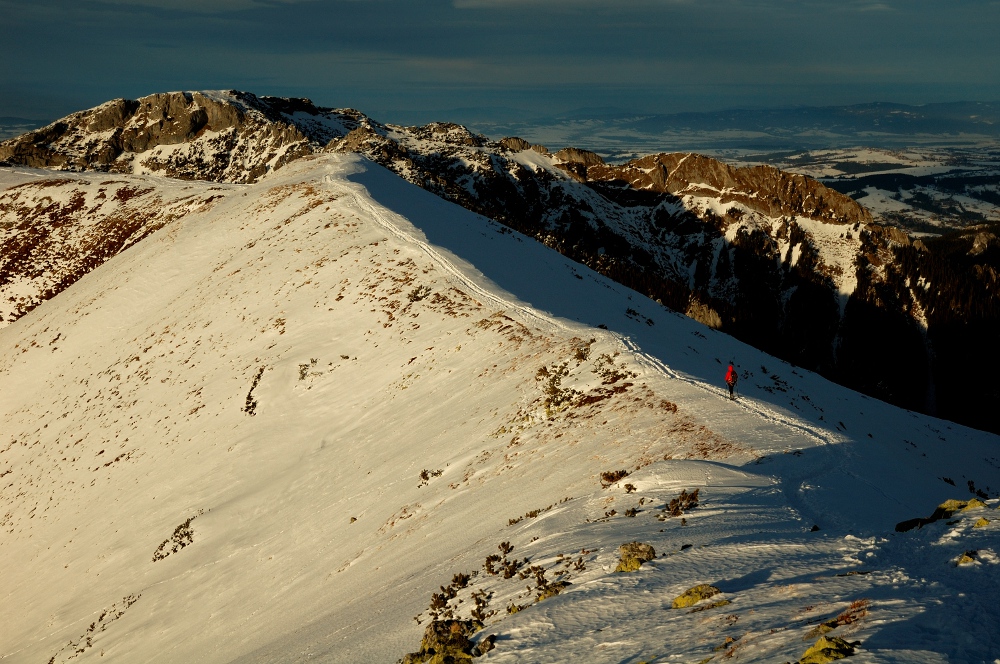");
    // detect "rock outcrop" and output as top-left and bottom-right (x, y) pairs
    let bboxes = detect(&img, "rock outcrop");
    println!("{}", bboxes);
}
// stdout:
(588, 153), (871, 225)
(0, 91), (361, 183)
(895, 498), (989, 532)
(615, 541), (656, 572)
(671, 584), (722, 609)
(401, 619), (492, 663)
